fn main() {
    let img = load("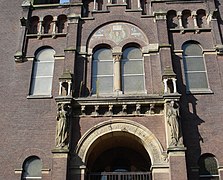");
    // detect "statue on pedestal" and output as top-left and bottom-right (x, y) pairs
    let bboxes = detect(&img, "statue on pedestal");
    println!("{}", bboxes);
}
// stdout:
(56, 103), (70, 148)
(167, 101), (182, 147)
